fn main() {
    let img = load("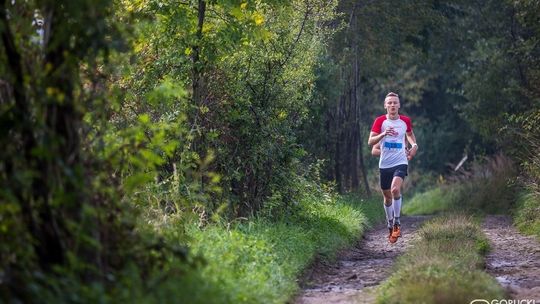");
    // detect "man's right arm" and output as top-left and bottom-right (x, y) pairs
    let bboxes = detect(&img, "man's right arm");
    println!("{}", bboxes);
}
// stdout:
(368, 131), (387, 146)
